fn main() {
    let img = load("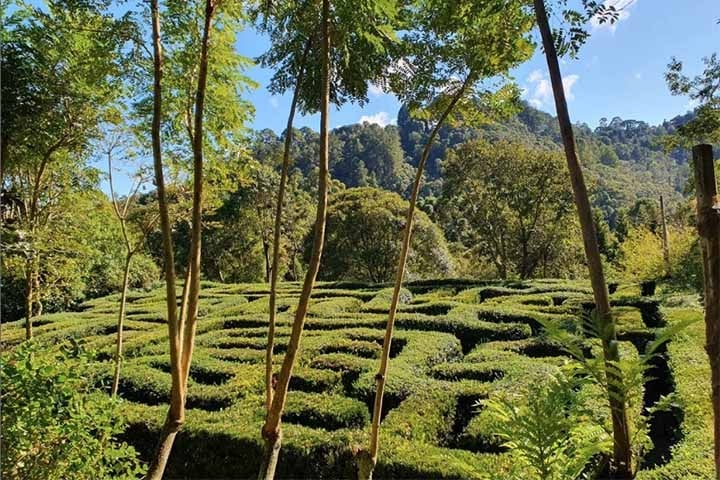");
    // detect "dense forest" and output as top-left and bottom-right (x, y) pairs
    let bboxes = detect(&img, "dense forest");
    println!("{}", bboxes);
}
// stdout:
(1, 102), (701, 321)
(2, 0), (719, 479)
